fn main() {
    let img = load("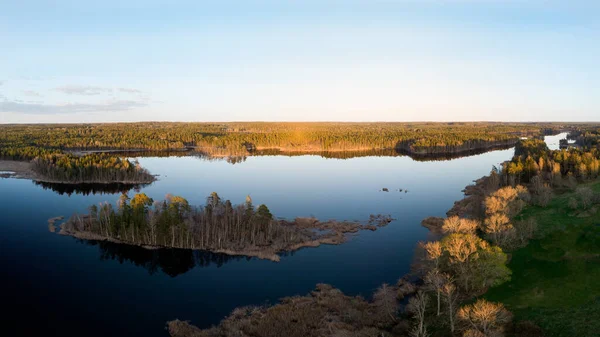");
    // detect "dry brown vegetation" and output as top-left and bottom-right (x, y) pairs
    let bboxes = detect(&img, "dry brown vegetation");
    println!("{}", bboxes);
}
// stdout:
(421, 217), (445, 234)
(168, 283), (411, 337)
